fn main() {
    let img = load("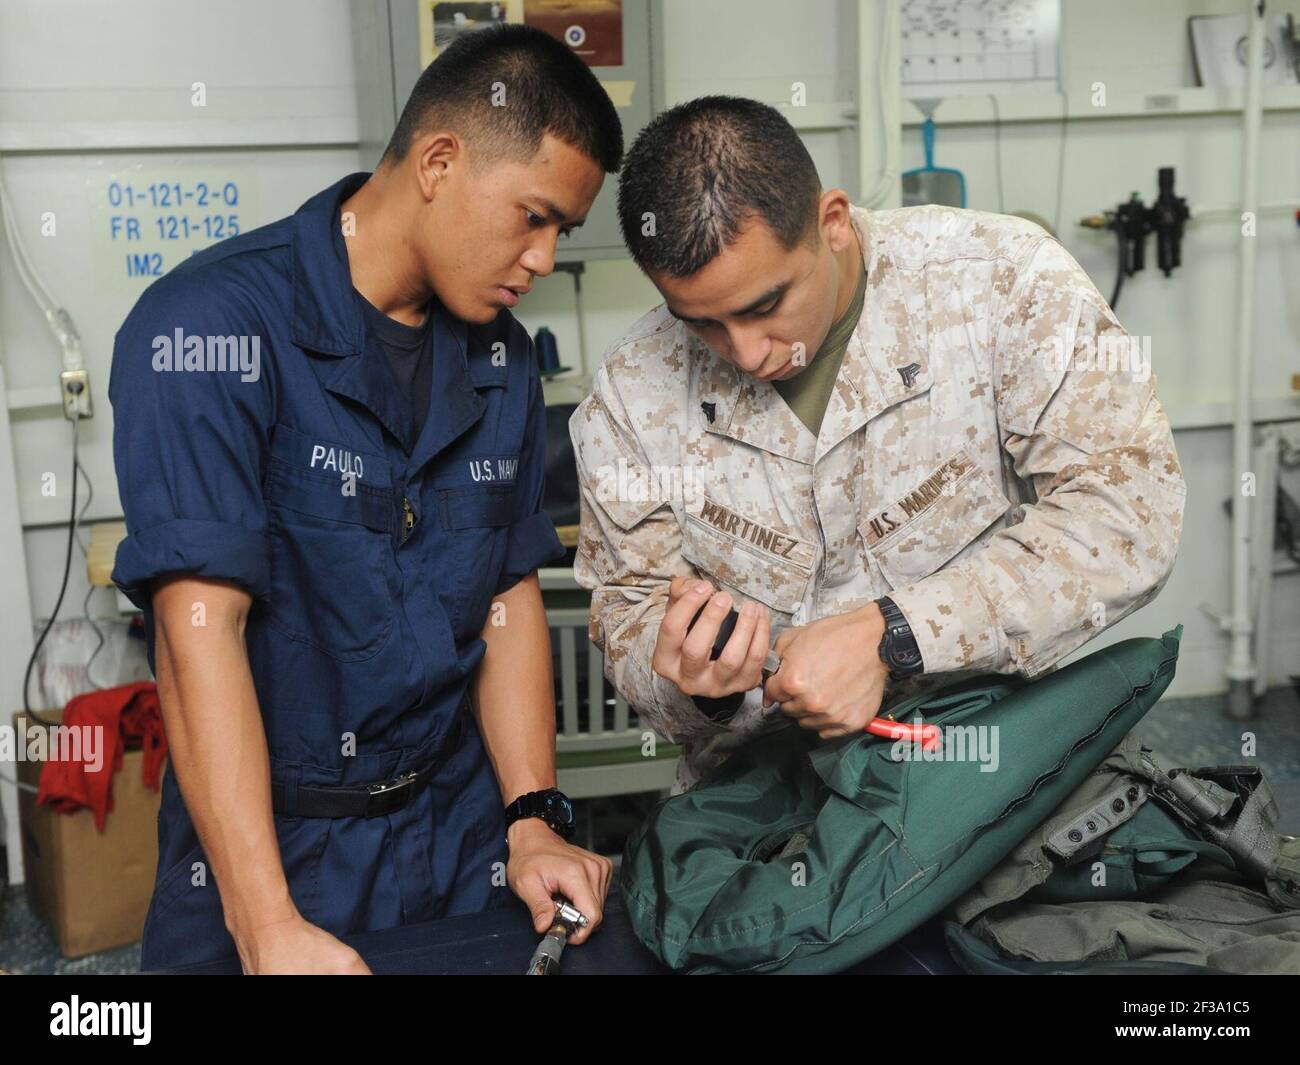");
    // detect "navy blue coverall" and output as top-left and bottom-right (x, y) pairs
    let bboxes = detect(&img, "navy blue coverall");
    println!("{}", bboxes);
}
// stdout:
(110, 172), (564, 970)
